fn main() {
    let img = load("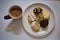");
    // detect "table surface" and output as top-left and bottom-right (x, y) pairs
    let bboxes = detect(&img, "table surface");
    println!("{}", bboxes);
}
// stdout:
(0, 0), (60, 40)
